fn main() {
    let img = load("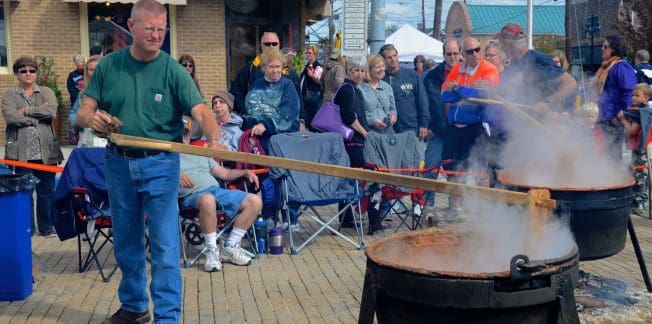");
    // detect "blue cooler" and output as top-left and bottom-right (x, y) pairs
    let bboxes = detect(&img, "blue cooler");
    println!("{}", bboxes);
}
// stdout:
(0, 173), (38, 301)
